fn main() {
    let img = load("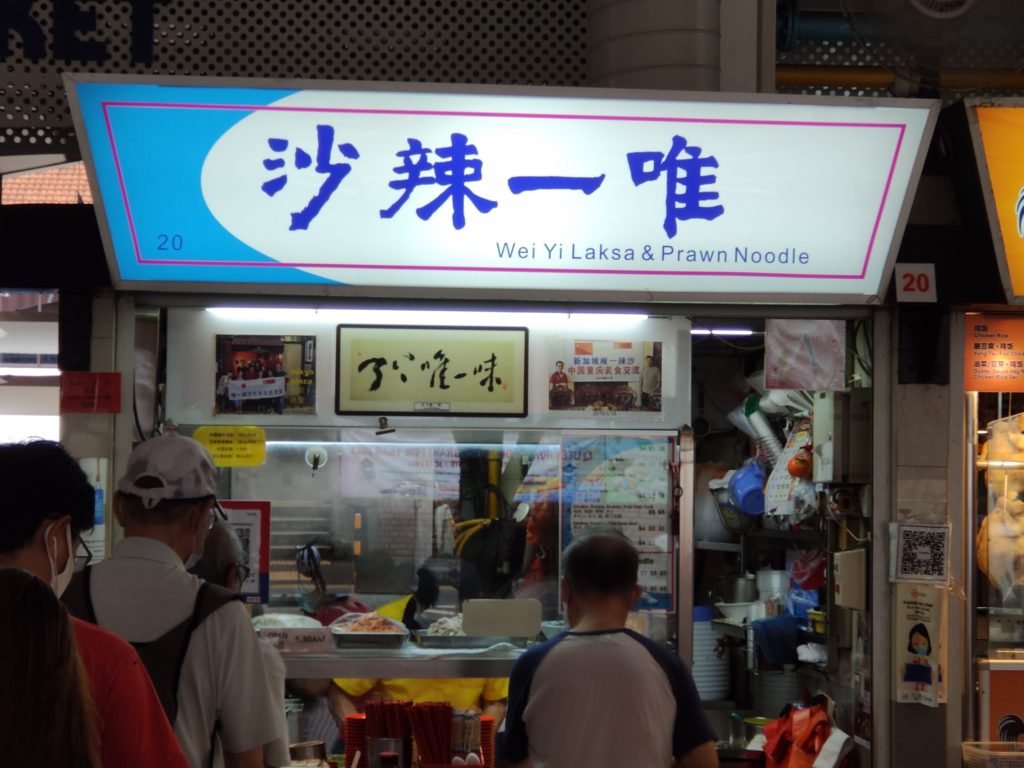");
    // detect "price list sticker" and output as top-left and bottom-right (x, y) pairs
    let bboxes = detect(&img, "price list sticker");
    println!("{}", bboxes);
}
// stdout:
(964, 314), (1024, 392)
(570, 503), (671, 552)
(637, 553), (674, 598)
